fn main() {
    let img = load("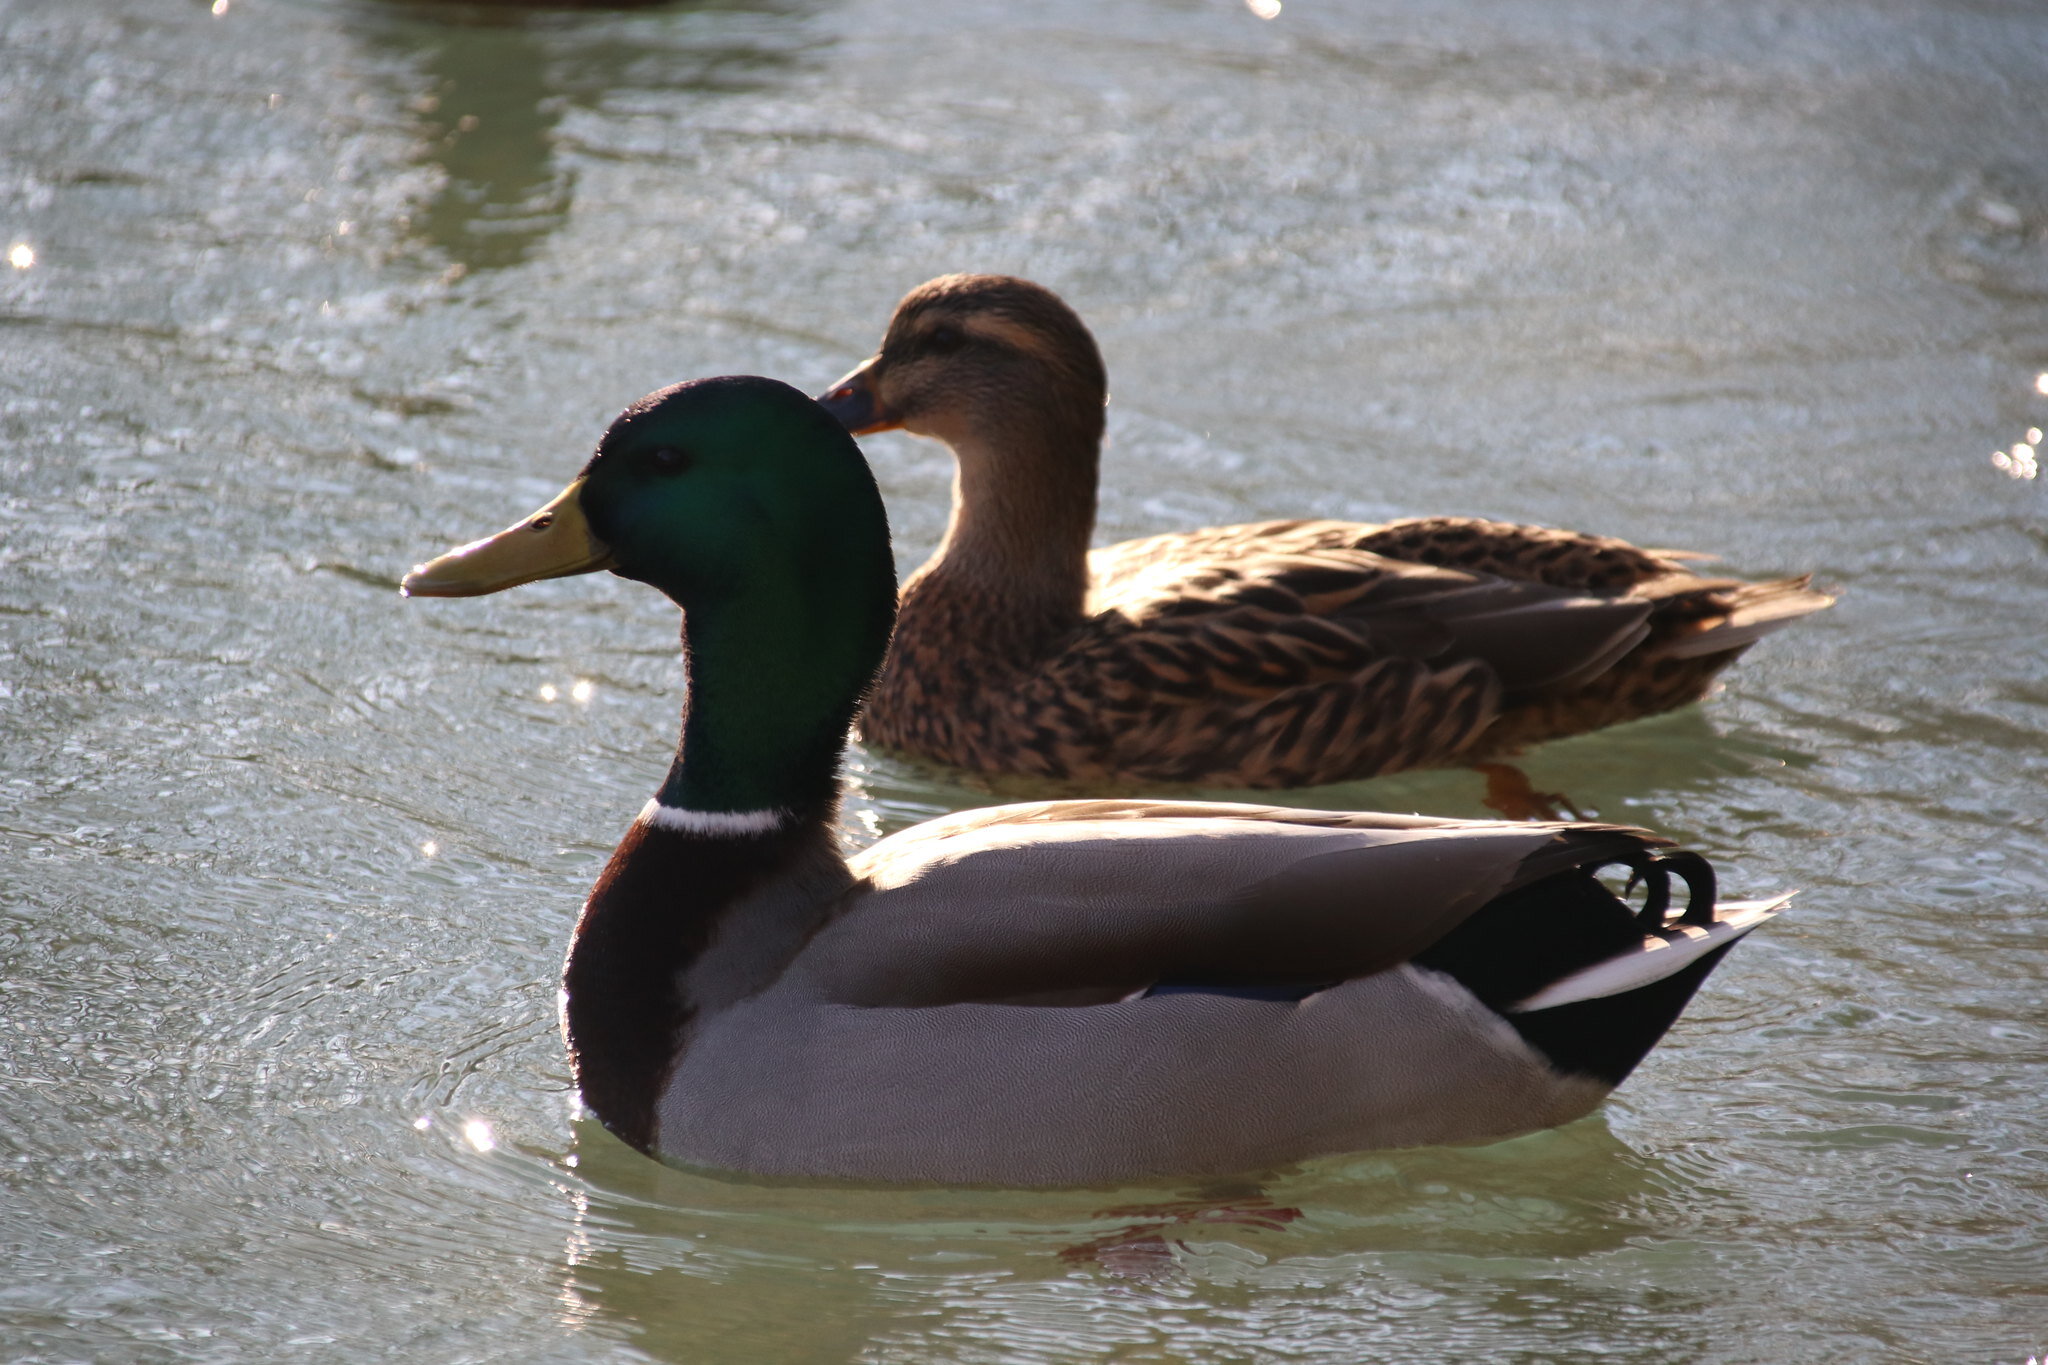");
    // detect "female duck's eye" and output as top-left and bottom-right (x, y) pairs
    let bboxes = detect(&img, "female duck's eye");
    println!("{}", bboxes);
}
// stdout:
(648, 447), (690, 473)
(925, 322), (966, 353)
